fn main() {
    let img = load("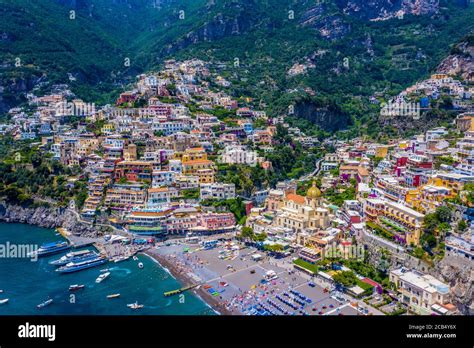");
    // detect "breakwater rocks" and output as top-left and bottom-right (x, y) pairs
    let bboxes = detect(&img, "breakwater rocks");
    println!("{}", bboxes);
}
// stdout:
(0, 203), (104, 238)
